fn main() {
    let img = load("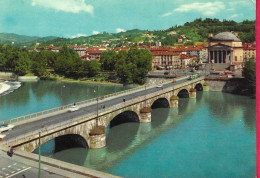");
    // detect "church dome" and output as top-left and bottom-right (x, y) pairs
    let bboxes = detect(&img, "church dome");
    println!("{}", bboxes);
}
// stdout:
(212, 32), (241, 42)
